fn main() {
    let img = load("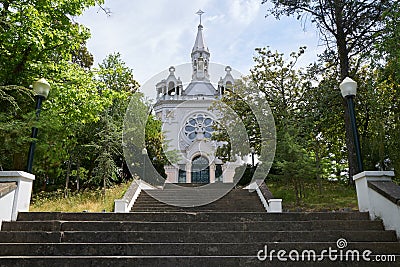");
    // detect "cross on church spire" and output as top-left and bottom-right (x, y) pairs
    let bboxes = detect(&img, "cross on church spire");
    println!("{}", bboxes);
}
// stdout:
(196, 9), (205, 25)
